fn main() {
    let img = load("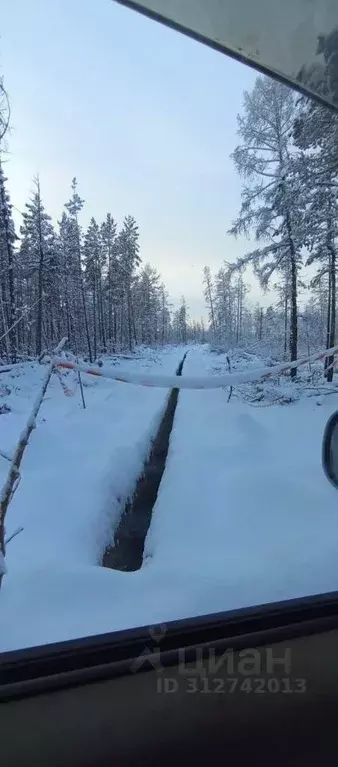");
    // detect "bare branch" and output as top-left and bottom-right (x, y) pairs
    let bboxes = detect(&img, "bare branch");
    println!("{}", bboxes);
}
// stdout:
(5, 526), (24, 545)
(0, 450), (12, 463)
(0, 337), (67, 587)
